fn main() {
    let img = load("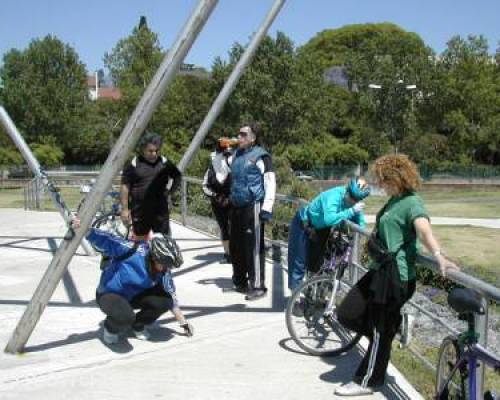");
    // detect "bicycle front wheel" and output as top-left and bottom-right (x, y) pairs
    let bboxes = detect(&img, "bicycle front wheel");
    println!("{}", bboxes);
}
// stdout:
(436, 335), (469, 400)
(93, 213), (129, 239)
(286, 275), (361, 356)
